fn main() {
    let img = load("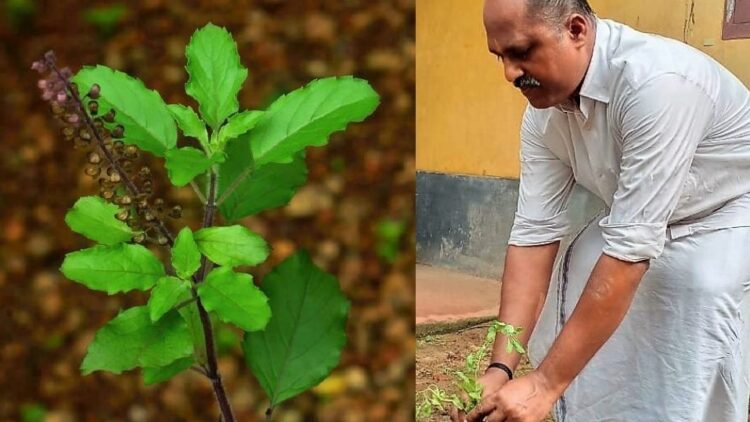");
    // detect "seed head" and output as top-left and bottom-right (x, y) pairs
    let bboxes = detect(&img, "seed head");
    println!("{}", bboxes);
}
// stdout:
(88, 84), (101, 99)
(84, 165), (101, 178)
(169, 205), (182, 219)
(111, 125), (124, 138)
(103, 110), (116, 123)
(87, 152), (101, 164)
